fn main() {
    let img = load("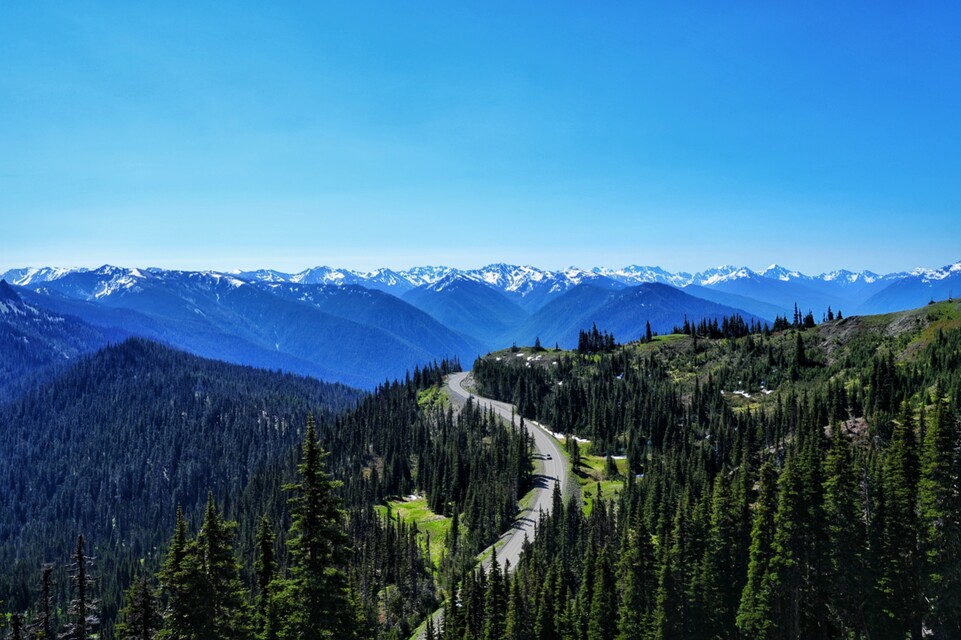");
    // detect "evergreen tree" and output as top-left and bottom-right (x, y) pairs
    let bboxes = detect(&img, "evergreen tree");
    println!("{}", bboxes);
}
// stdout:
(254, 516), (277, 639)
(653, 505), (688, 639)
(504, 573), (531, 640)
(917, 395), (961, 635)
(877, 404), (921, 638)
(616, 514), (655, 640)
(195, 493), (251, 638)
(157, 497), (250, 640)
(61, 534), (99, 640)
(9, 614), (23, 640)
(823, 425), (866, 636)
(586, 548), (616, 640)
(482, 550), (506, 640)
(699, 473), (741, 639)
(274, 415), (354, 640)
(736, 461), (777, 638)
(26, 564), (55, 640)
(116, 575), (161, 640)
(763, 454), (805, 638)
